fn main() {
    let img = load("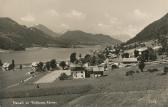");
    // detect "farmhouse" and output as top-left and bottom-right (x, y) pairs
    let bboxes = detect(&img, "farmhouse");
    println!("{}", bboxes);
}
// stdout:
(70, 64), (86, 79)
(92, 66), (104, 77)
(86, 66), (104, 78)
(31, 62), (39, 72)
(122, 58), (138, 64)
(123, 47), (148, 58)
(2, 63), (12, 71)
